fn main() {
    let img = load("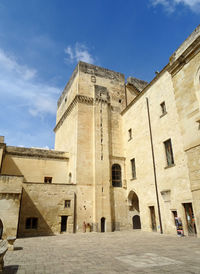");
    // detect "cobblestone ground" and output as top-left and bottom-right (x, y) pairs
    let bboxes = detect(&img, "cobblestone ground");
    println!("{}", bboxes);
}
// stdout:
(3, 231), (200, 274)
